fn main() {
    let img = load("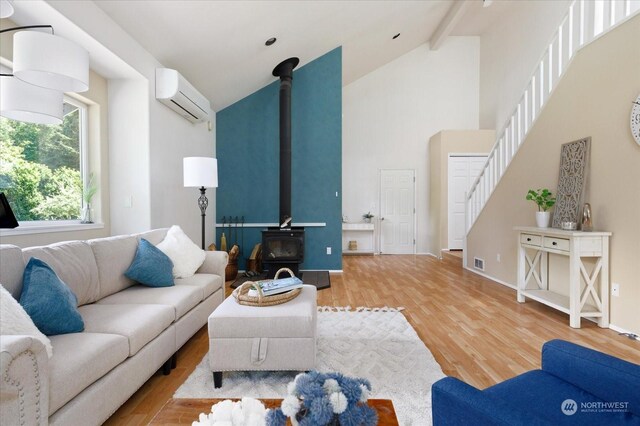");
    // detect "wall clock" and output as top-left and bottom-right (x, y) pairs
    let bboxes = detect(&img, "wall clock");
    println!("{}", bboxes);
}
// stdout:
(632, 94), (640, 145)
